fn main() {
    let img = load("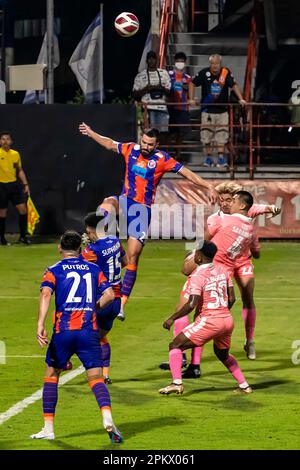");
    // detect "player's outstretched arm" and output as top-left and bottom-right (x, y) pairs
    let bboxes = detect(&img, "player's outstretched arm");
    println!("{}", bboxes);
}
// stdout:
(79, 122), (119, 153)
(177, 166), (218, 204)
(36, 287), (52, 347)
